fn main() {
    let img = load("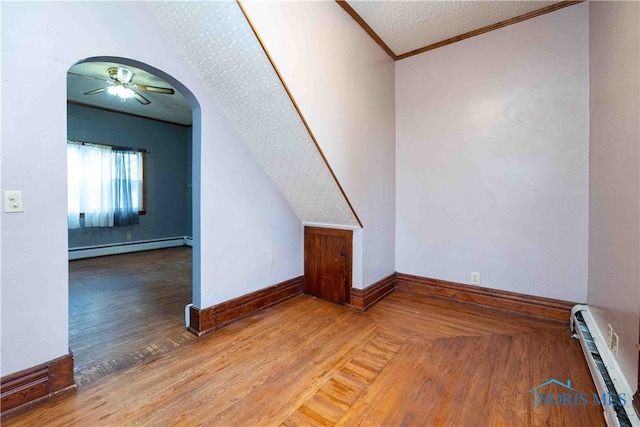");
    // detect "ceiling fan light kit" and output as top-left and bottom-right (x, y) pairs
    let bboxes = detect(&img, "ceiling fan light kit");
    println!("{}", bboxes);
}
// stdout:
(110, 66), (133, 84)
(76, 66), (174, 105)
(107, 85), (135, 101)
